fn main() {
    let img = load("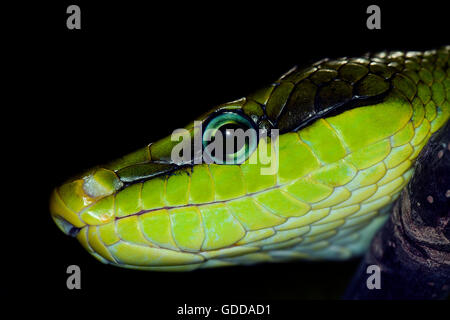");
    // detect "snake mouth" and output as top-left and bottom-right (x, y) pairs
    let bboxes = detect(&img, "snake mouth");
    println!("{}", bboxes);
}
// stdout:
(52, 215), (82, 237)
